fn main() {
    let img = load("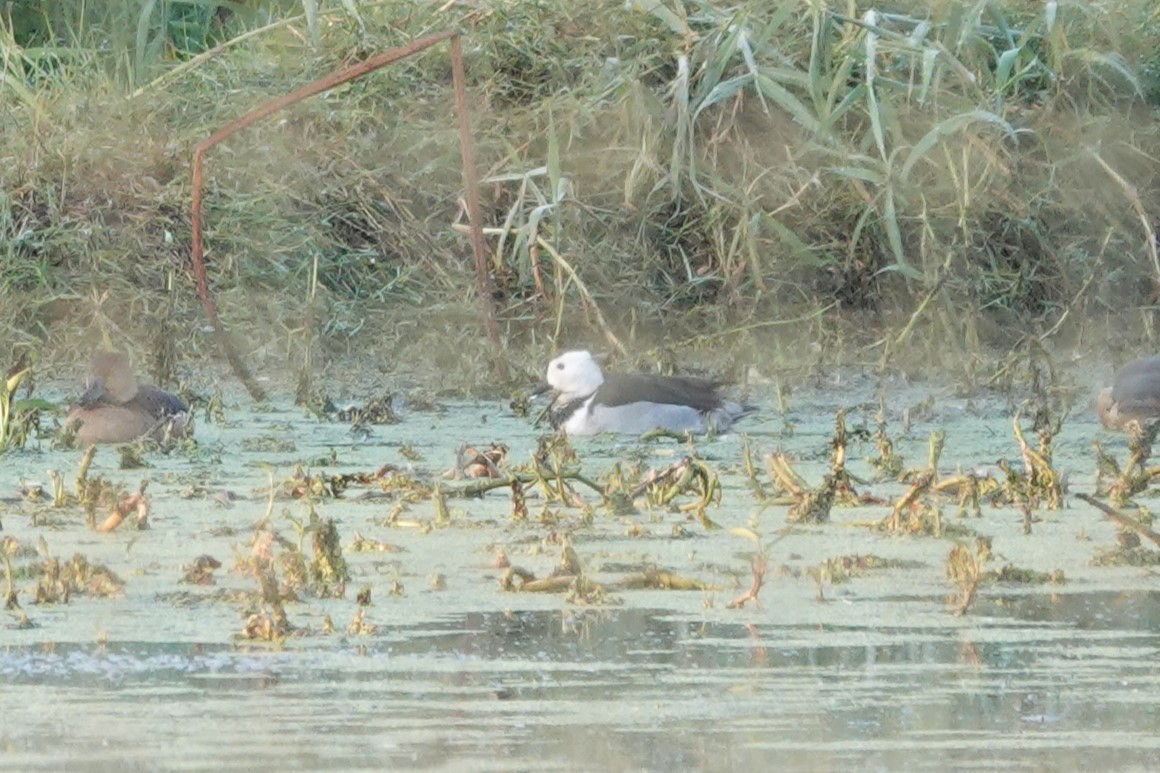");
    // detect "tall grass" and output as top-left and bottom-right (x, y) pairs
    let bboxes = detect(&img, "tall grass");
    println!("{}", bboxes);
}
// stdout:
(0, 0), (1158, 388)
